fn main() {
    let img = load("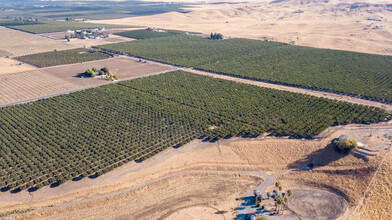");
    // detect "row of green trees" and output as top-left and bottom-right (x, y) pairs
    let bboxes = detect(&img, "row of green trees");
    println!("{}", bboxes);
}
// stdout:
(16, 48), (111, 68)
(0, 71), (389, 192)
(99, 34), (392, 102)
